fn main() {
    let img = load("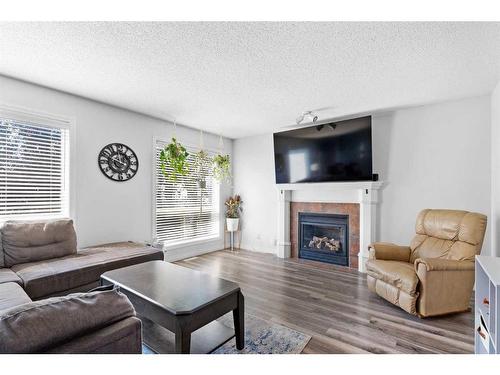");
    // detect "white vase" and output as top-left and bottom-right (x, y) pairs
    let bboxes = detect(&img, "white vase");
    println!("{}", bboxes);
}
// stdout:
(226, 218), (239, 232)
